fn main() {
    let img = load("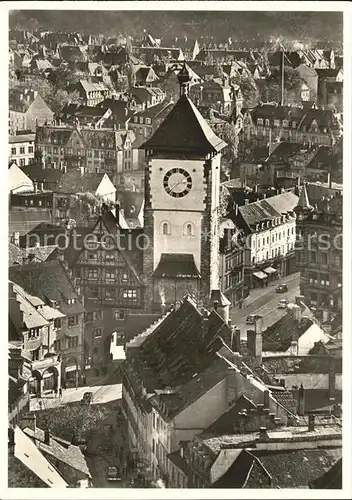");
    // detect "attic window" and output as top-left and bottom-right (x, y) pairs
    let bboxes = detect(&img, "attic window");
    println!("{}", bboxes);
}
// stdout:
(265, 119), (270, 126)
(134, 116), (138, 123)
(292, 121), (296, 128)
